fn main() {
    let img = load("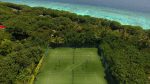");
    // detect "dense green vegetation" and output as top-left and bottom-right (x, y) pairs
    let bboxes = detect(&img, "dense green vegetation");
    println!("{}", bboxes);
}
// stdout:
(98, 39), (150, 84)
(0, 2), (149, 84)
